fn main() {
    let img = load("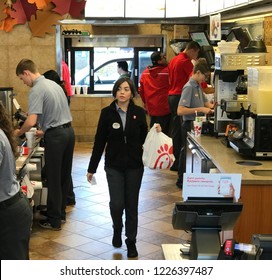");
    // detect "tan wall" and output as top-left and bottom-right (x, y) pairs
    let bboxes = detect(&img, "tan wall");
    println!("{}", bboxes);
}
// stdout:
(0, 24), (57, 111)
